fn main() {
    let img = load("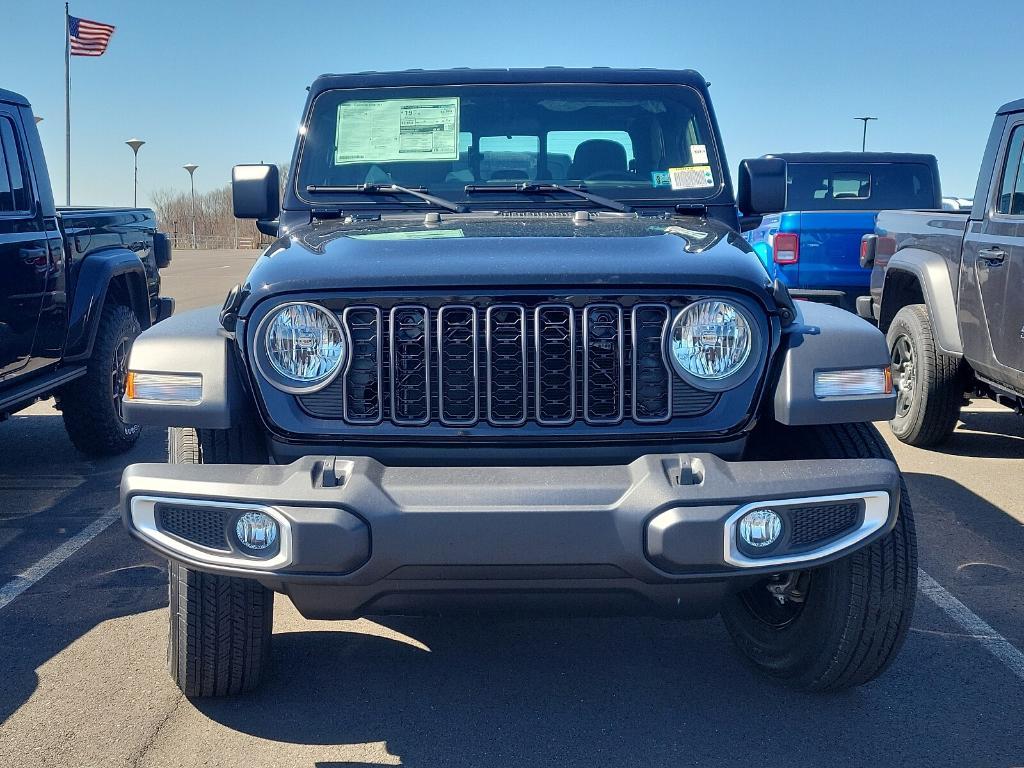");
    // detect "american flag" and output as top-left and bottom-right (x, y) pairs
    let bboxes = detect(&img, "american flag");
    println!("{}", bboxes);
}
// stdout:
(68, 15), (115, 57)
